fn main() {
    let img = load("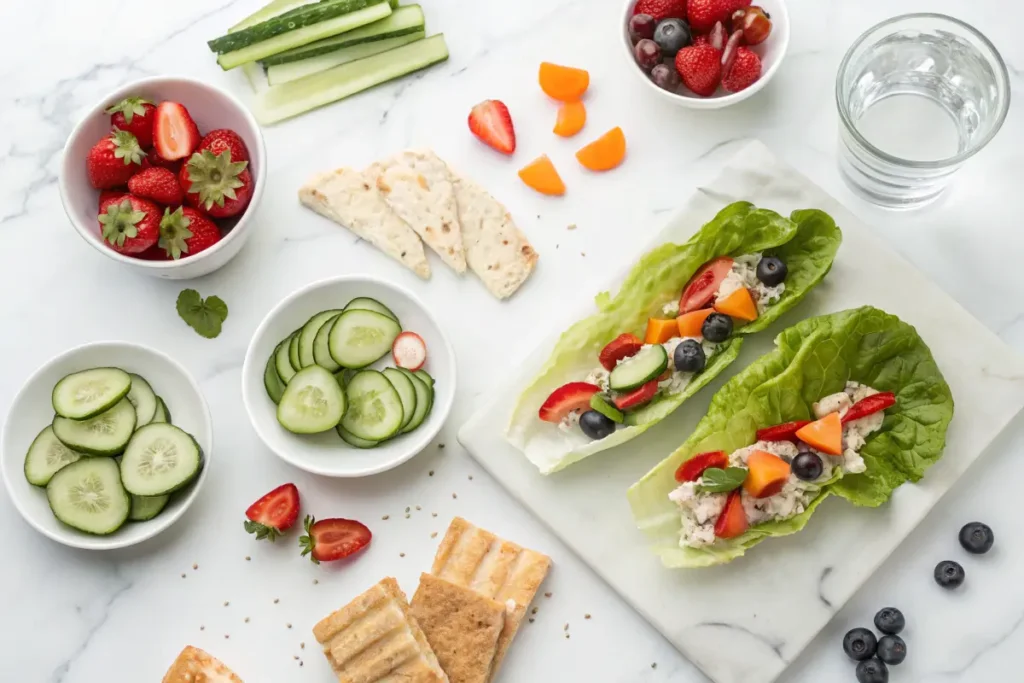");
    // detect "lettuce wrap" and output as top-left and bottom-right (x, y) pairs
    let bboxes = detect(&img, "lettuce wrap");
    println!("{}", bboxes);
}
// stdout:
(628, 306), (954, 568)
(506, 202), (842, 474)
